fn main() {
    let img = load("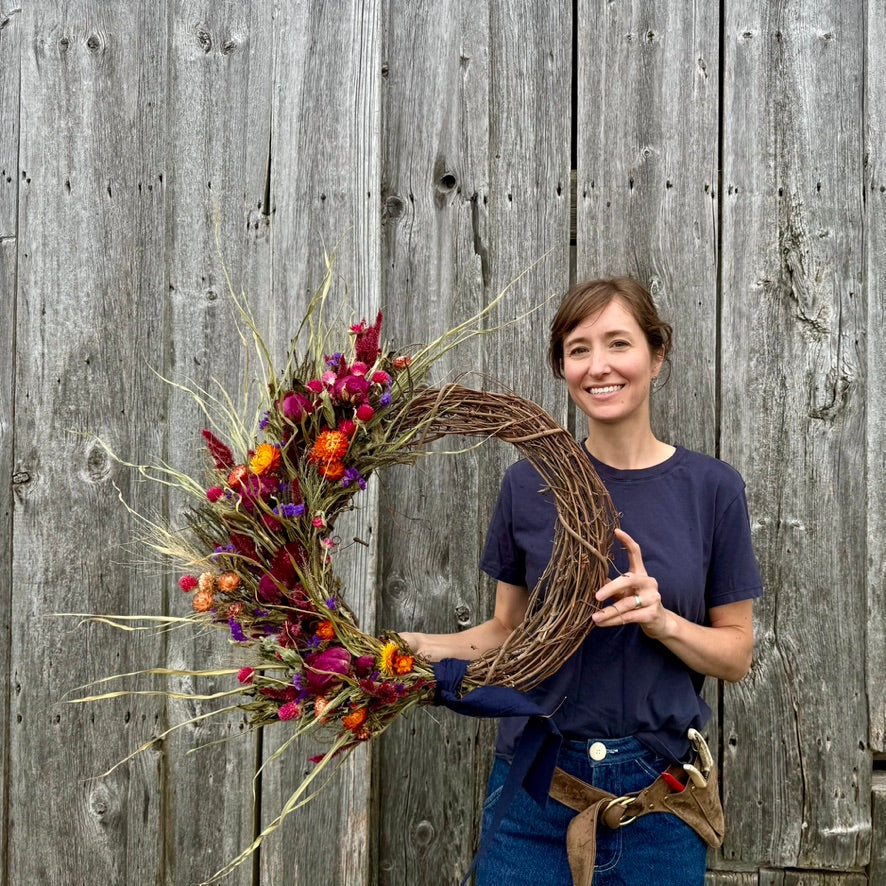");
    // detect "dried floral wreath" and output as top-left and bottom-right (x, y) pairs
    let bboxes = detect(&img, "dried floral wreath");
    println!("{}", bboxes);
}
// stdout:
(75, 255), (616, 882)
